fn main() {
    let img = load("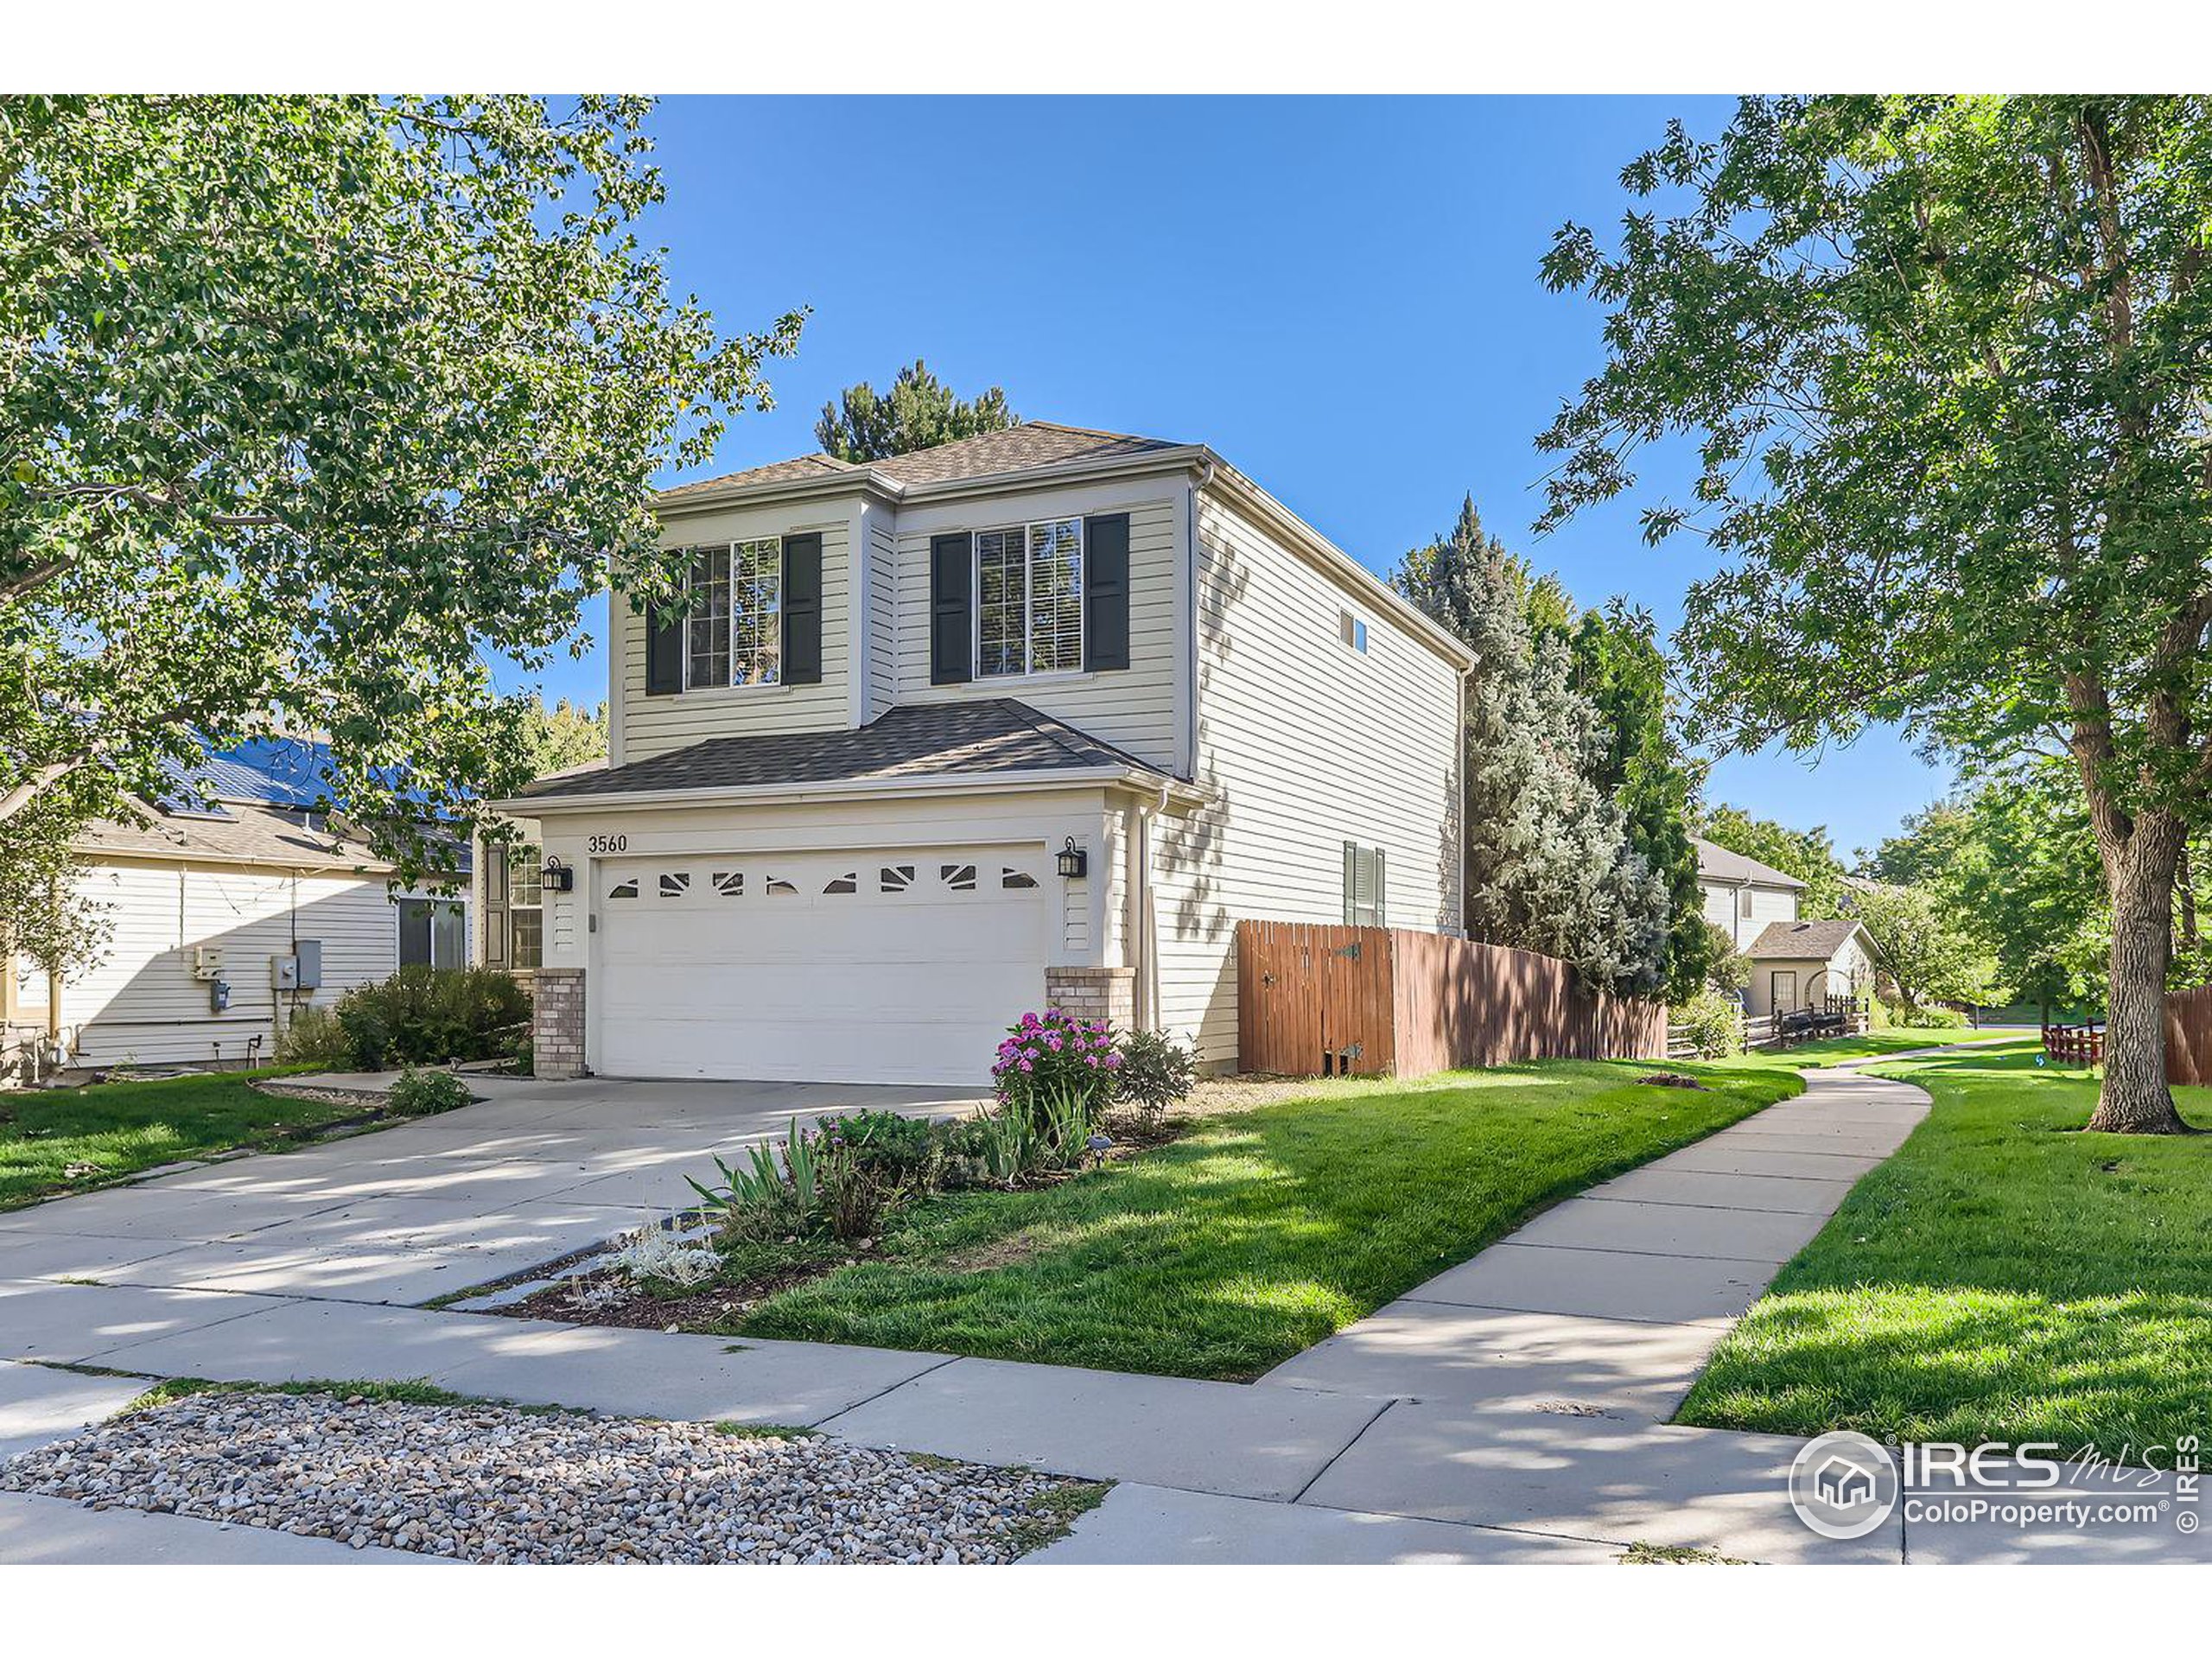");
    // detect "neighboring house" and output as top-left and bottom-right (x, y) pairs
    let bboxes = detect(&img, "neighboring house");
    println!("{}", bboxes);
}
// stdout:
(1695, 836), (1807, 949)
(2, 741), (472, 1079)
(1739, 918), (1878, 1019)
(1694, 837), (1873, 1018)
(491, 422), (1471, 1086)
